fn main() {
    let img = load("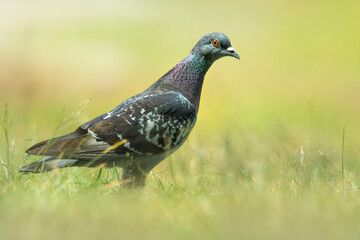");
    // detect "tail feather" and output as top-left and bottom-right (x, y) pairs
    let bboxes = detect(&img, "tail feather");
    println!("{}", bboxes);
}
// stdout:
(19, 157), (79, 173)
(25, 127), (88, 156)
